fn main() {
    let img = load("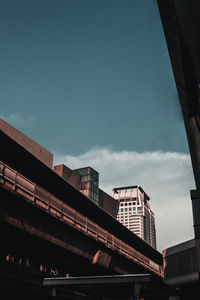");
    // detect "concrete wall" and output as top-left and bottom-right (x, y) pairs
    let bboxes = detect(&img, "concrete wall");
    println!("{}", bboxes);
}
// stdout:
(0, 119), (53, 168)
(54, 164), (81, 190)
(99, 189), (119, 219)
